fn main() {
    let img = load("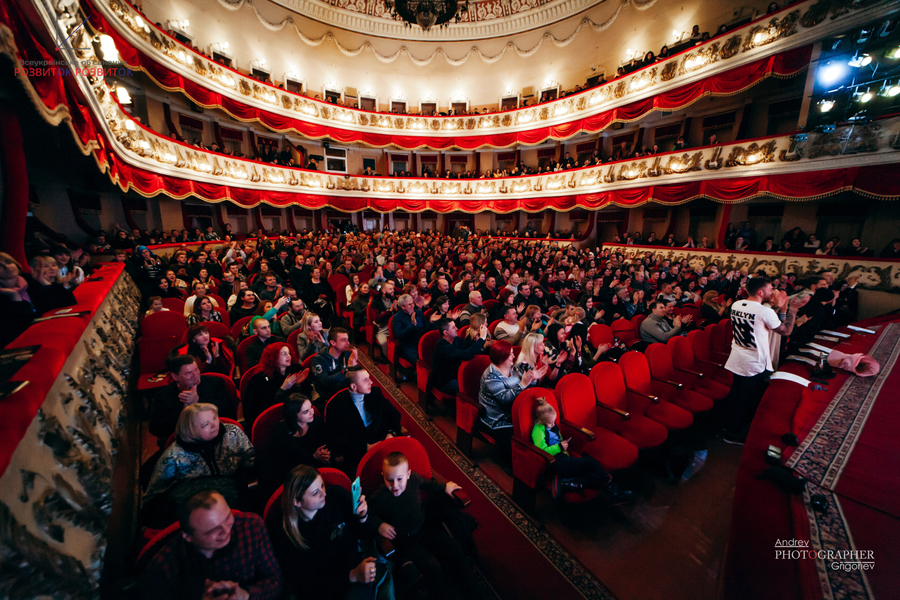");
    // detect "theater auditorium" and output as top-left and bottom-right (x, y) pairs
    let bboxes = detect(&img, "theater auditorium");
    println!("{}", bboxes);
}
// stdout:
(1, 0), (899, 597)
